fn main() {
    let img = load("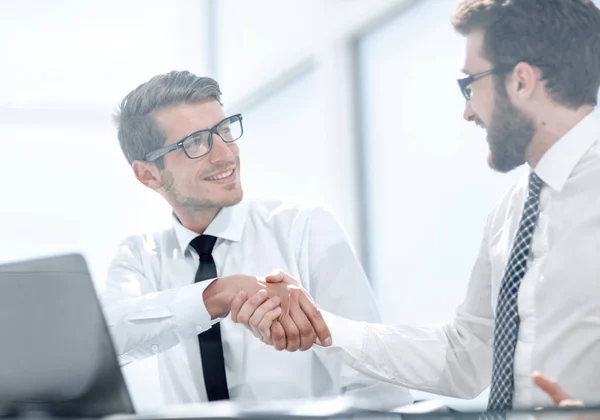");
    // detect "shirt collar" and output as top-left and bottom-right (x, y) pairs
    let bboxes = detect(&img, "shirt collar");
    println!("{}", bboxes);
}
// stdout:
(173, 199), (248, 253)
(534, 108), (600, 192)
